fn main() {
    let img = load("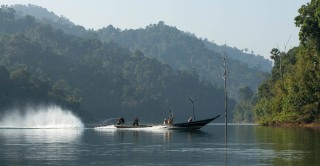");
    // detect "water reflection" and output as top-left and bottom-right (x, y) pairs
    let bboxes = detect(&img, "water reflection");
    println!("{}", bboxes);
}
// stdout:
(213, 124), (320, 166)
(94, 125), (212, 144)
(93, 126), (217, 165)
(0, 129), (83, 165)
(0, 129), (83, 143)
(253, 126), (320, 166)
(94, 126), (173, 141)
